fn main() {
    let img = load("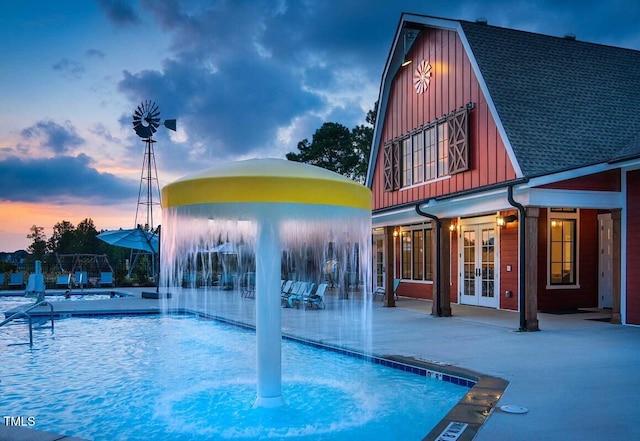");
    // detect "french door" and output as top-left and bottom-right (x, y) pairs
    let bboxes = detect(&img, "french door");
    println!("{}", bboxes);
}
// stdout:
(459, 223), (498, 308)
(373, 234), (385, 291)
